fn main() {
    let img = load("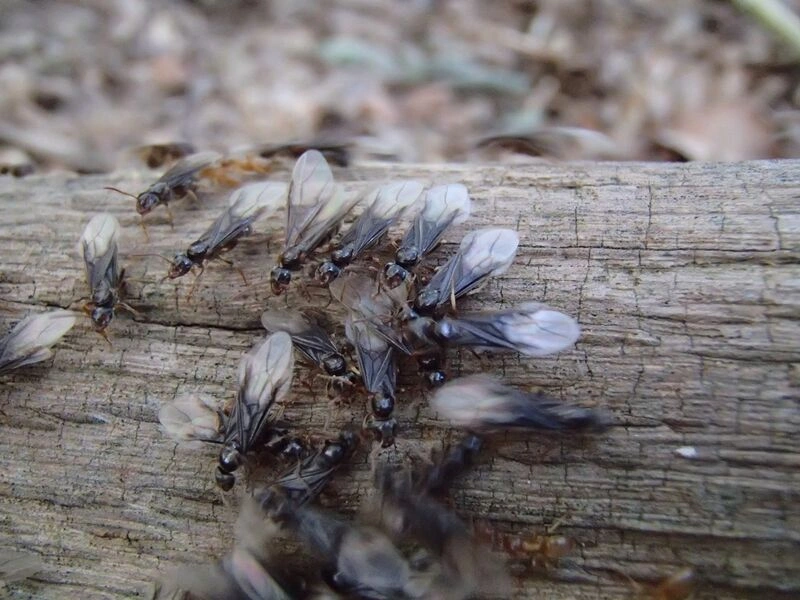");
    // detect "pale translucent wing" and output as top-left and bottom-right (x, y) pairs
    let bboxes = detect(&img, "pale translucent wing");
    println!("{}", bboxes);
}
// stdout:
(194, 182), (284, 252)
(338, 181), (424, 254)
(227, 181), (287, 218)
(260, 310), (339, 360)
(284, 150), (356, 253)
(420, 228), (519, 309)
(158, 395), (222, 442)
(156, 151), (222, 185)
(345, 317), (394, 395)
(227, 548), (294, 600)
(501, 303), (580, 356)
(431, 375), (611, 432)
(437, 303), (580, 357)
(457, 228), (518, 280)
(330, 273), (407, 318)
(80, 213), (120, 291)
(0, 310), (76, 374)
(336, 528), (412, 597)
(404, 183), (471, 255)
(330, 273), (411, 354)
(238, 331), (294, 411)
(229, 332), (295, 449)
